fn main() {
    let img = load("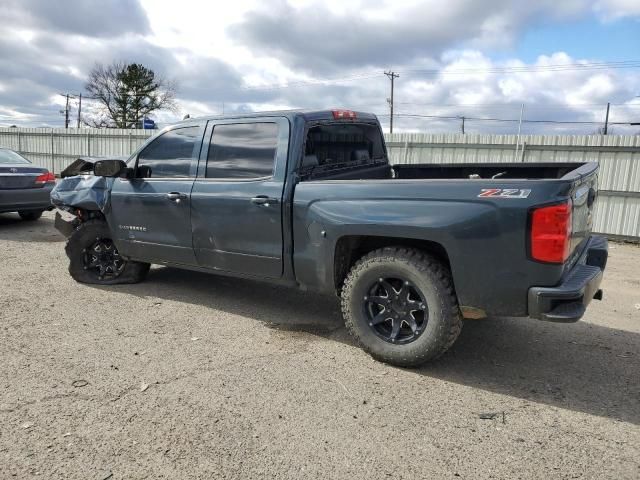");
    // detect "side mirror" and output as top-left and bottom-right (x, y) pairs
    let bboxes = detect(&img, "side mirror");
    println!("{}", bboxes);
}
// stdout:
(93, 159), (129, 178)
